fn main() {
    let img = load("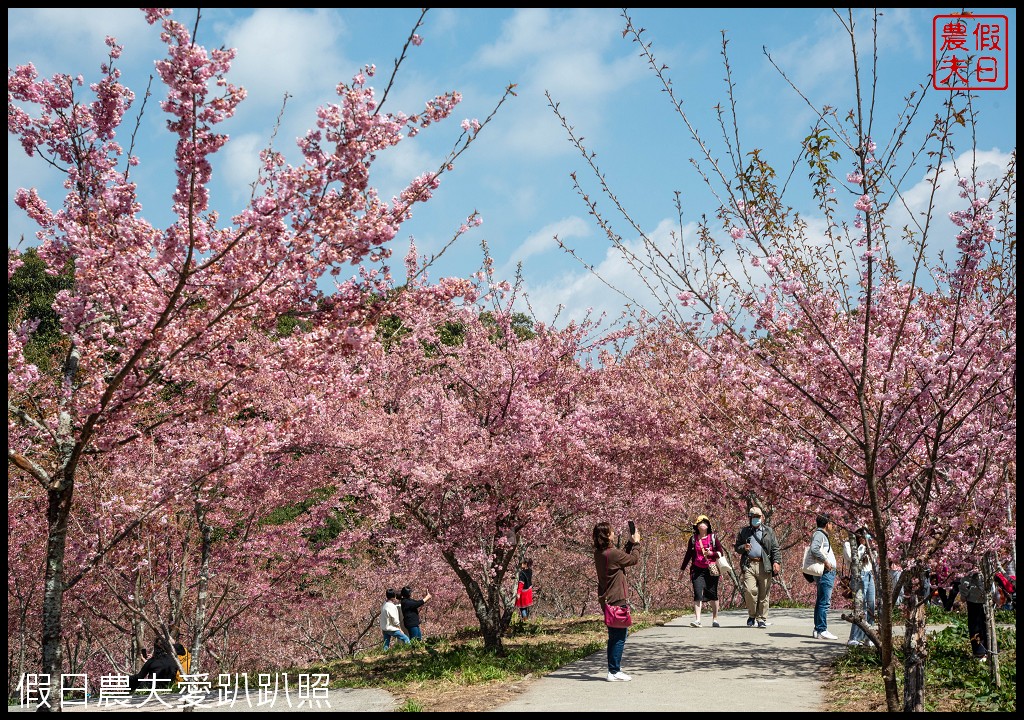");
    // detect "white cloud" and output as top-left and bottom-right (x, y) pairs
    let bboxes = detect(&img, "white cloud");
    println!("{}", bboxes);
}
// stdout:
(499, 216), (590, 278)
(519, 217), (685, 326)
(886, 148), (1015, 271)
(428, 8), (460, 38)
(523, 145), (1017, 327)
(875, 8), (929, 60)
(8, 9), (153, 76)
(218, 133), (265, 206)
(223, 9), (347, 113)
(474, 8), (645, 159)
